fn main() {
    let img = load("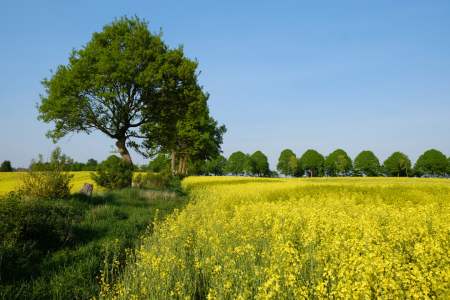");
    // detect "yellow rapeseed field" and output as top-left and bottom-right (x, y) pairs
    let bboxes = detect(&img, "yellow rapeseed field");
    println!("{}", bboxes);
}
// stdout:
(98, 177), (450, 299)
(0, 172), (148, 195)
